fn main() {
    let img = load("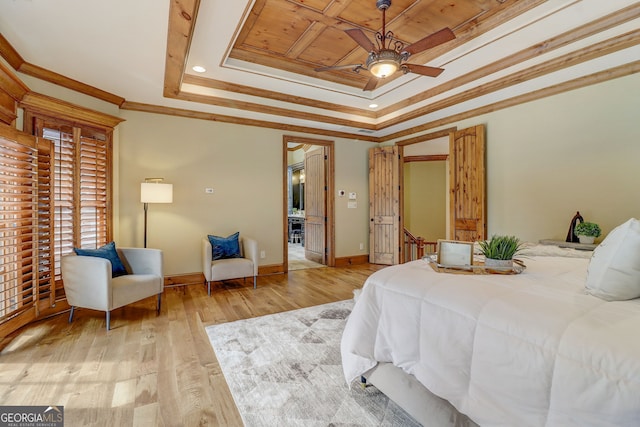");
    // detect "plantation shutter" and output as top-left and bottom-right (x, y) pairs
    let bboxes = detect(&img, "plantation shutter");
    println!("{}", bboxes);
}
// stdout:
(0, 98), (120, 338)
(34, 119), (111, 281)
(78, 129), (109, 248)
(43, 125), (74, 279)
(36, 138), (55, 308)
(0, 124), (53, 333)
